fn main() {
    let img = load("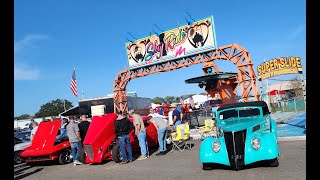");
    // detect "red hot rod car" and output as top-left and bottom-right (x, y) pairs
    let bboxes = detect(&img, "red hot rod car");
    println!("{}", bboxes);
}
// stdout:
(82, 113), (159, 164)
(20, 120), (73, 165)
